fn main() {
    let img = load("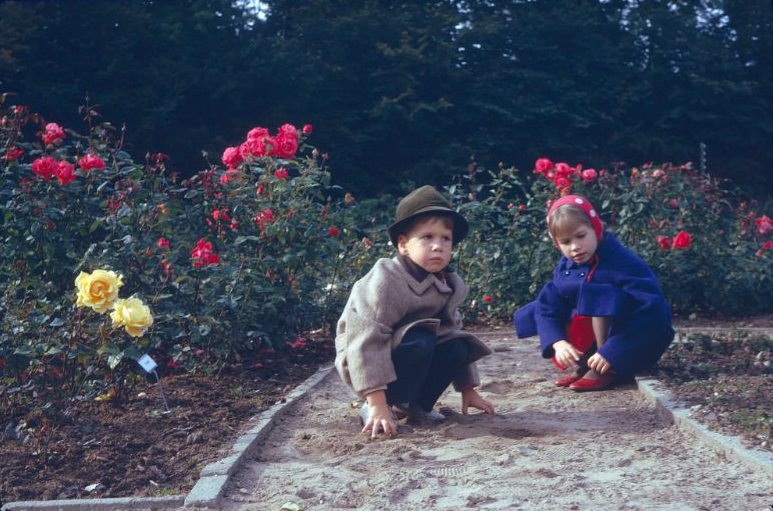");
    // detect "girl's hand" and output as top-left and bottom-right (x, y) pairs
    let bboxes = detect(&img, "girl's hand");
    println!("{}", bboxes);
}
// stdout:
(587, 353), (611, 374)
(461, 387), (495, 415)
(553, 340), (583, 369)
